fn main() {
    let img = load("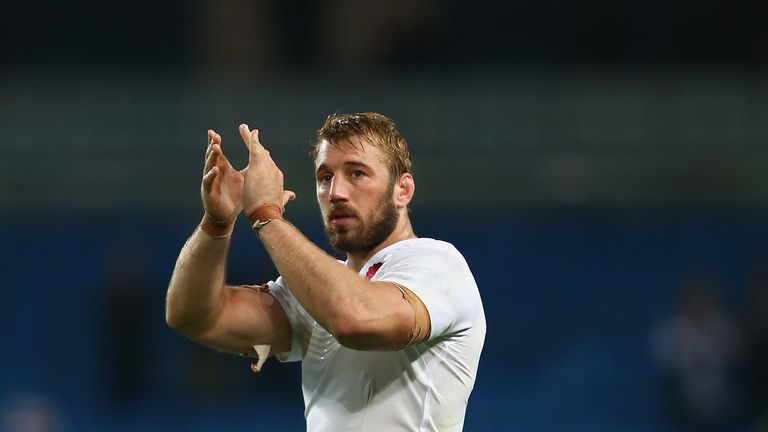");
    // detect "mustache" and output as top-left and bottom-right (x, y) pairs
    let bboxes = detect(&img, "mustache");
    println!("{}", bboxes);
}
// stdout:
(327, 203), (360, 220)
